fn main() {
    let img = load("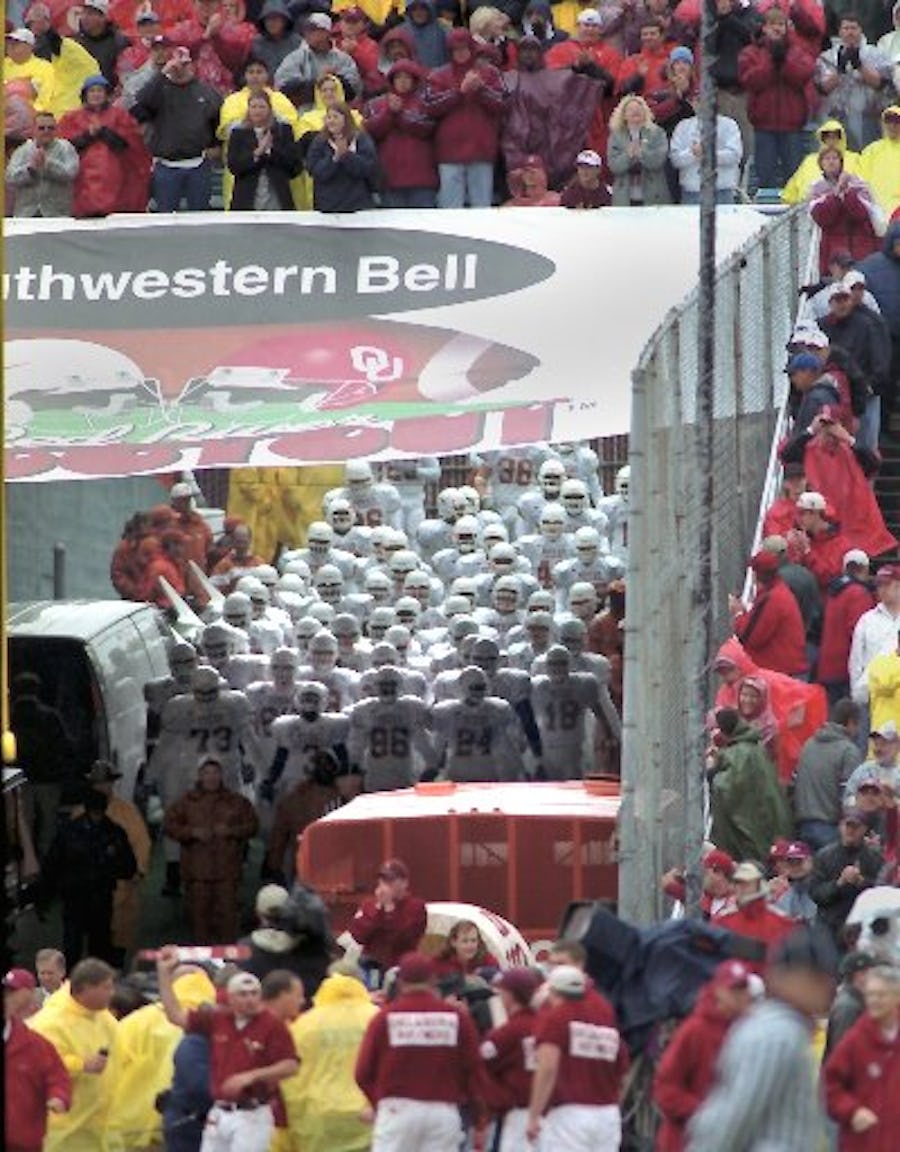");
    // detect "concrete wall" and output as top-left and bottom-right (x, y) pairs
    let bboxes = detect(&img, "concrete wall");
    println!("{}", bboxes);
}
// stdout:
(7, 477), (165, 601)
